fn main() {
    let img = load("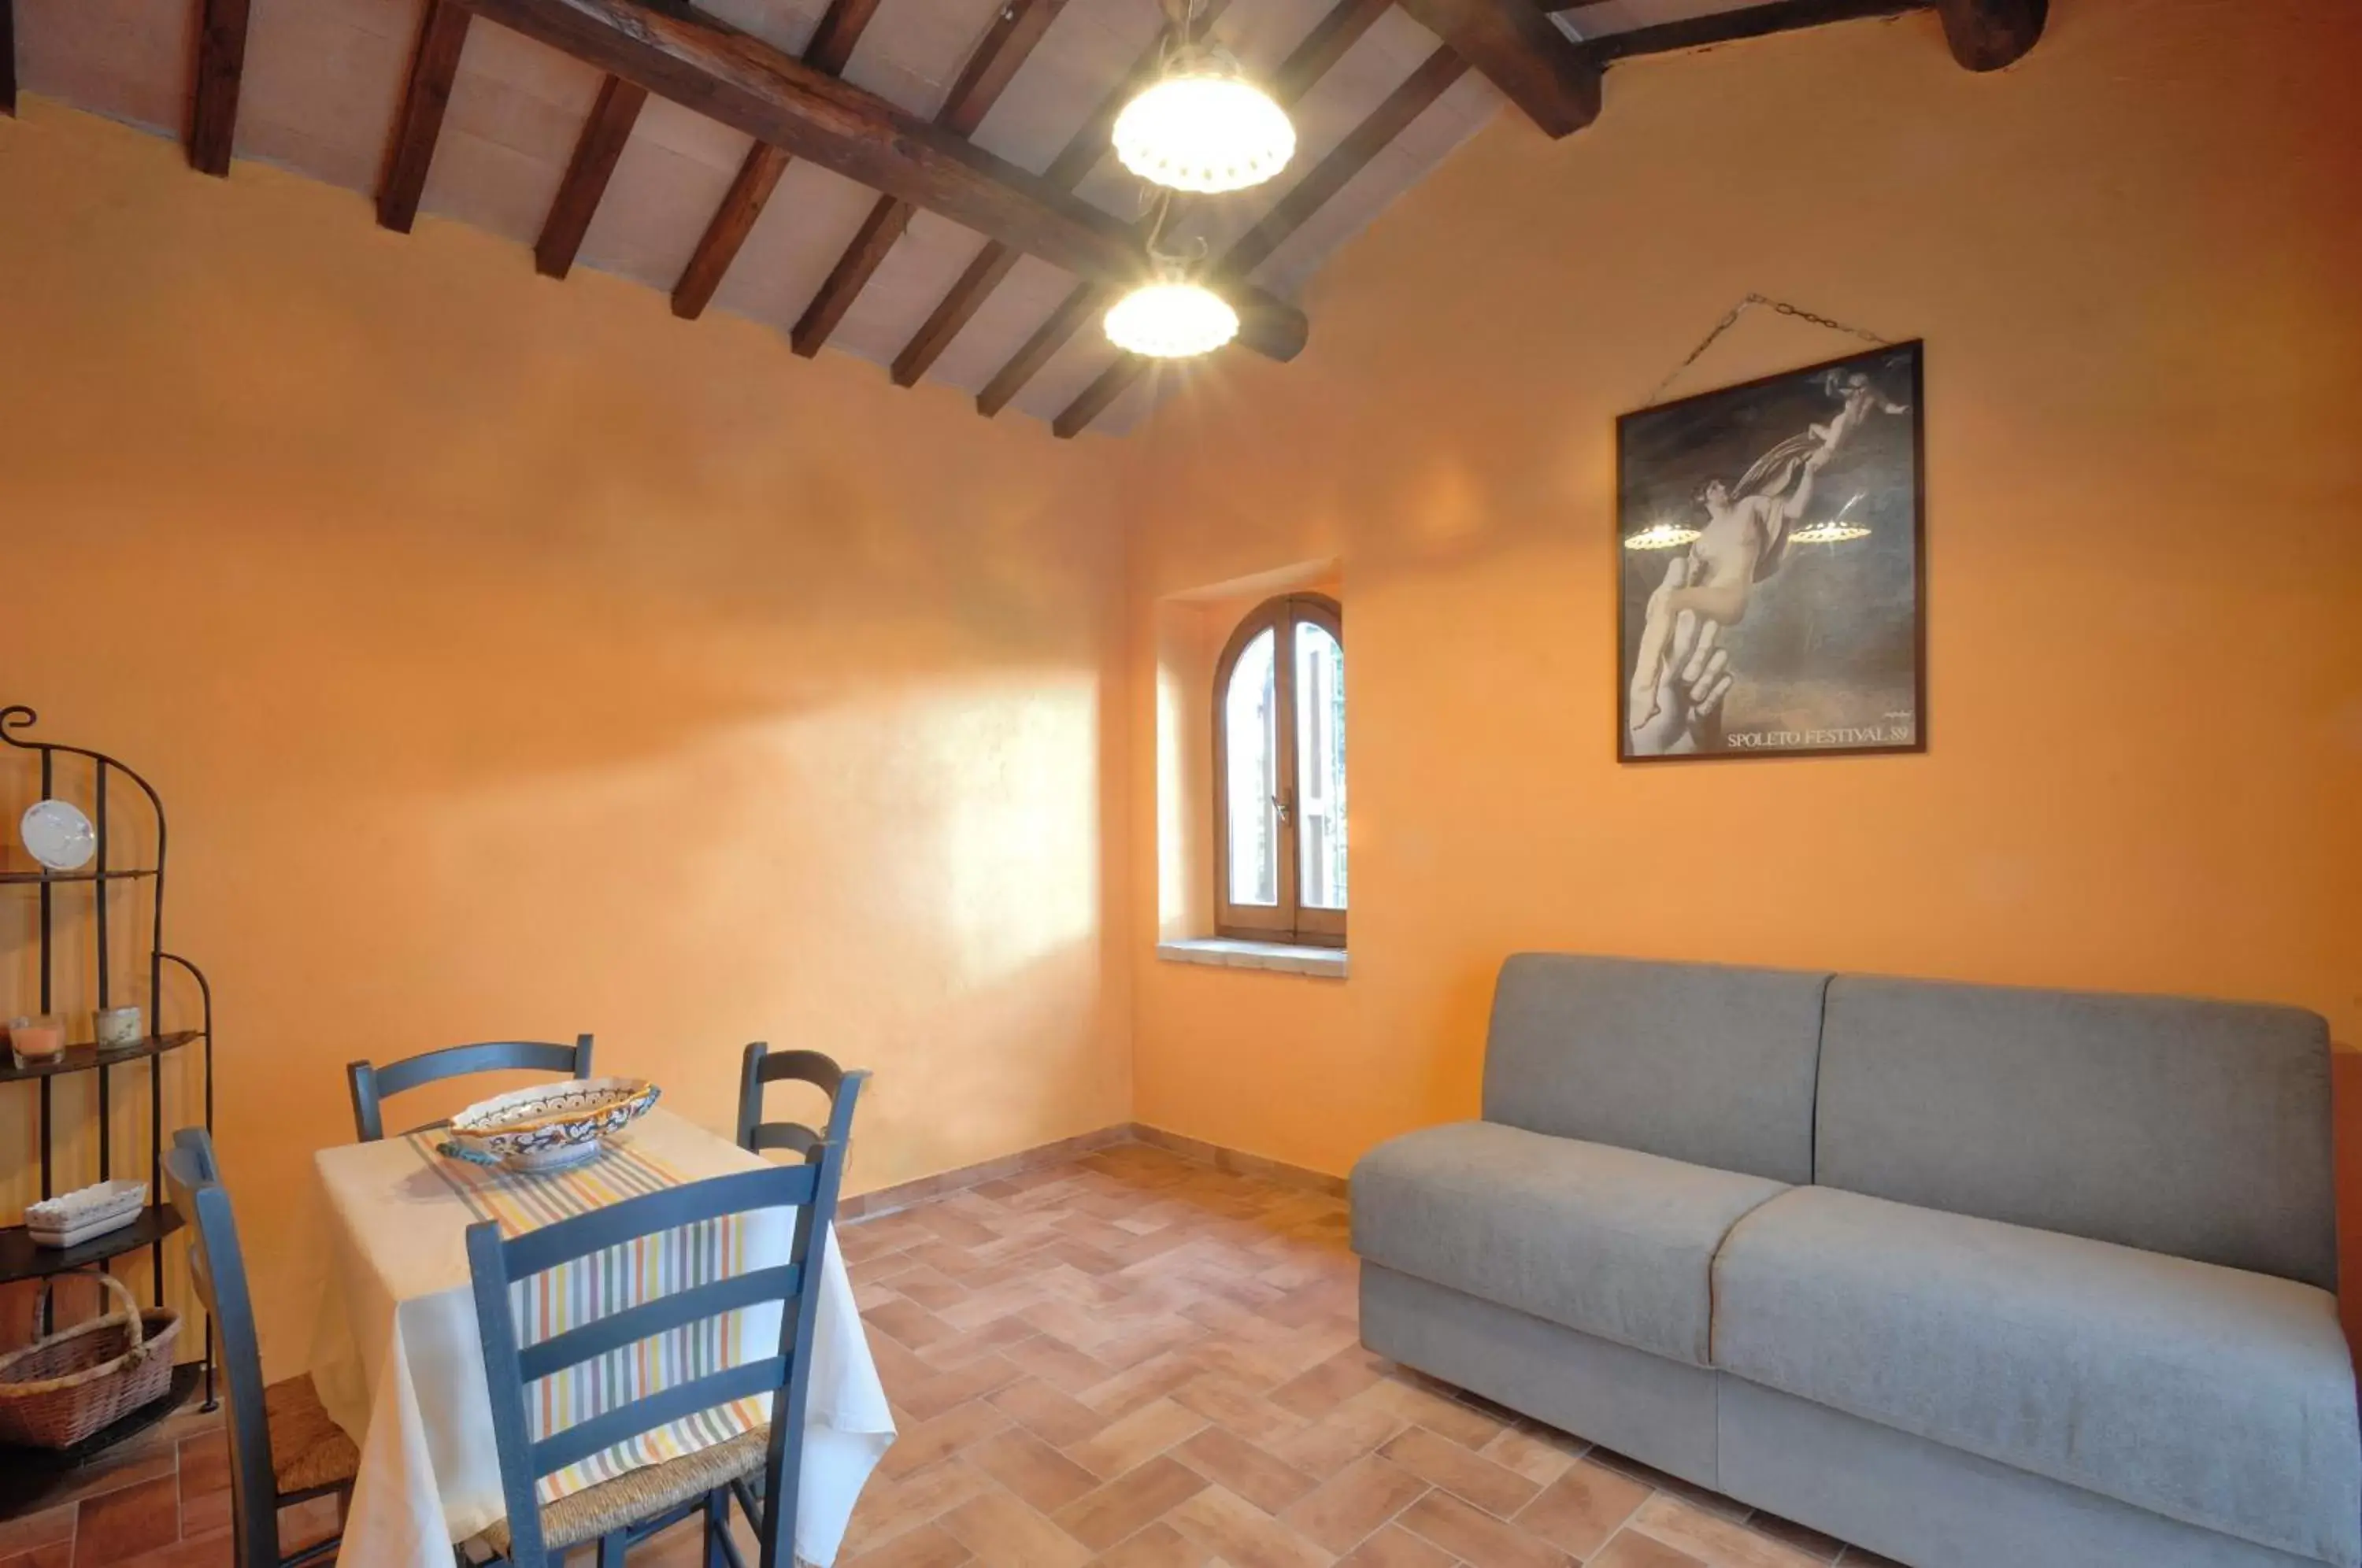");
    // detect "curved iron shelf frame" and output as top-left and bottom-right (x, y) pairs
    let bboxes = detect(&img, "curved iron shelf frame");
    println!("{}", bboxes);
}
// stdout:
(0, 705), (217, 1433)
